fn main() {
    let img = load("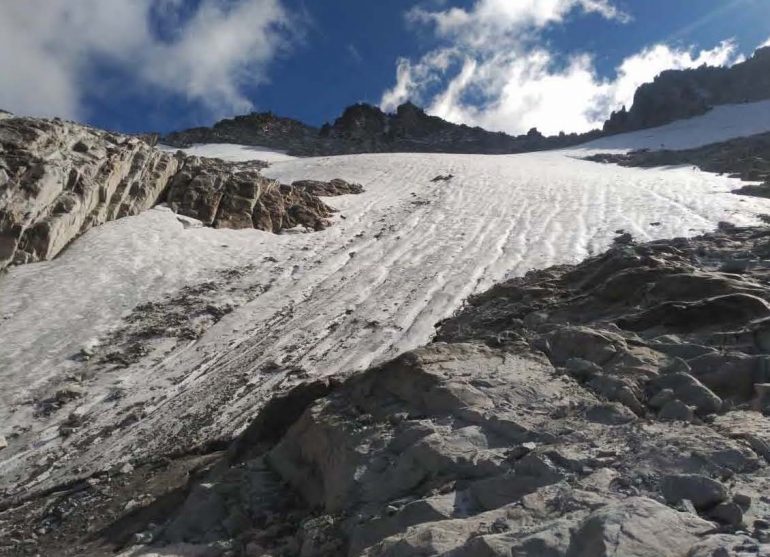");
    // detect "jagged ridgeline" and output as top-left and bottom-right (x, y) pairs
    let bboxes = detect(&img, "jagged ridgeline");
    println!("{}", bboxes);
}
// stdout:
(163, 46), (770, 157)
(162, 101), (602, 156)
(0, 116), (363, 270)
(605, 46), (770, 133)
